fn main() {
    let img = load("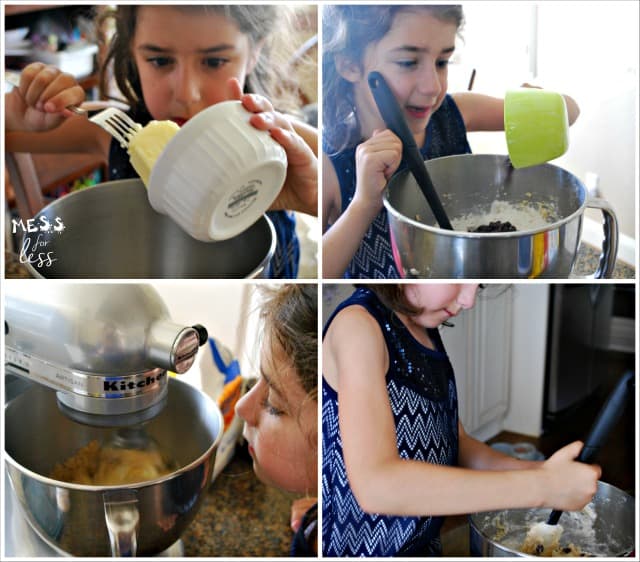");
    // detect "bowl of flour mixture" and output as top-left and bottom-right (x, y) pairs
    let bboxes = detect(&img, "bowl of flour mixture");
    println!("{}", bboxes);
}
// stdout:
(384, 154), (618, 278)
